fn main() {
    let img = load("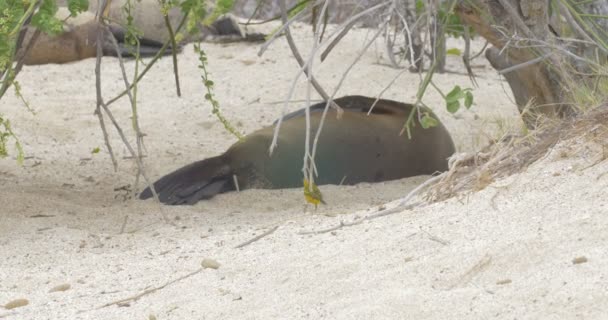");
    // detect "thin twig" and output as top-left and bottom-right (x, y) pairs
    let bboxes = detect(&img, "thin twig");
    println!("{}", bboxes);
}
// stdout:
(309, 17), (391, 178)
(257, 5), (309, 57)
(277, 0), (333, 103)
(419, 227), (450, 245)
(234, 225), (280, 248)
(395, 3), (421, 69)
(497, 0), (559, 66)
(162, 9), (181, 97)
(105, 22), (146, 200)
(497, 51), (554, 74)
(232, 174), (240, 192)
(100, 103), (173, 225)
(559, 1), (608, 55)
(95, 2), (172, 225)
(104, 14), (188, 108)
(368, 67), (410, 115)
(462, 26), (479, 87)
(269, 0), (338, 156)
(245, 0), (312, 26)
(320, 2), (390, 61)
(96, 268), (202, 309)
(323, 9), (408, 134)
(119, 214), (128, 234)
(94, 0), (118, 170)
(0, 0), (41, 101)
(298, 201), (422, 235)
(298, 173), (444, 235)
(302, 0), (331, 189)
